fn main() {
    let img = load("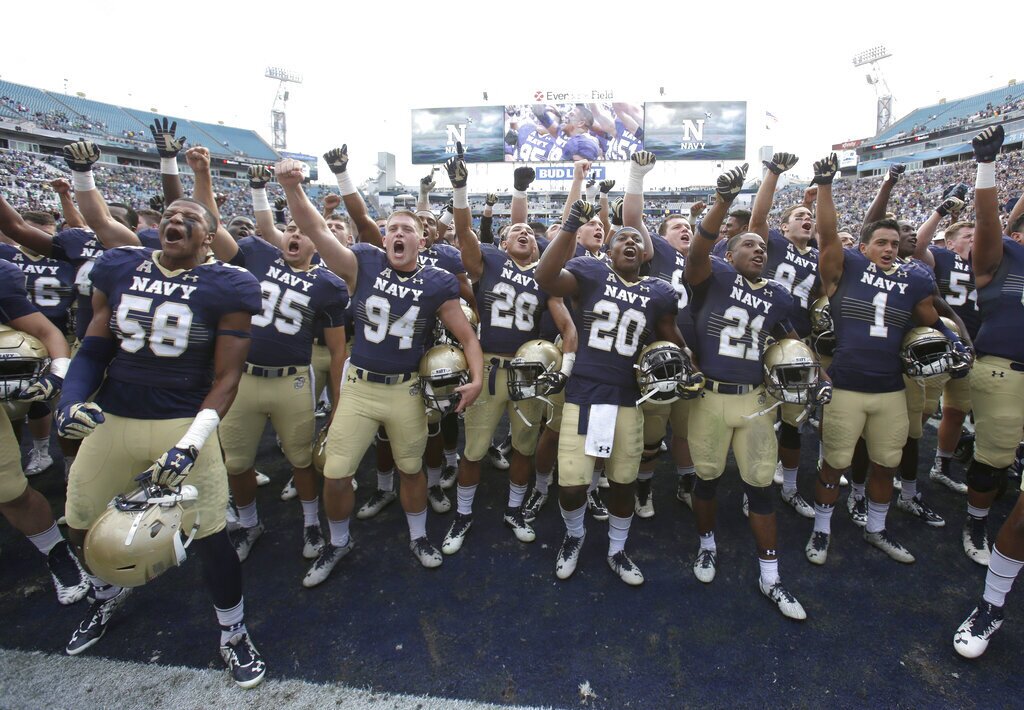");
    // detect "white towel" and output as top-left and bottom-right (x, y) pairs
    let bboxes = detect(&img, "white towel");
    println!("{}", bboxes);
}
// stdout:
(585, 404), (618, 458)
